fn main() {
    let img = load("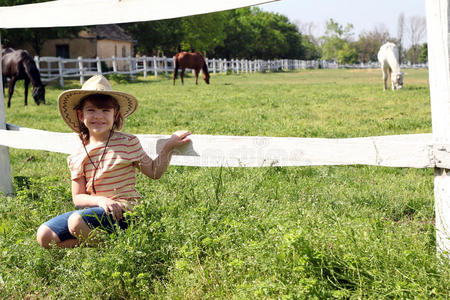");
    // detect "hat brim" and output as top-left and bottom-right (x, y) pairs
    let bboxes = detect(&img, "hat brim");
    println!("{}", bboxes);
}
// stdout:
(58, 89), (138, 133)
